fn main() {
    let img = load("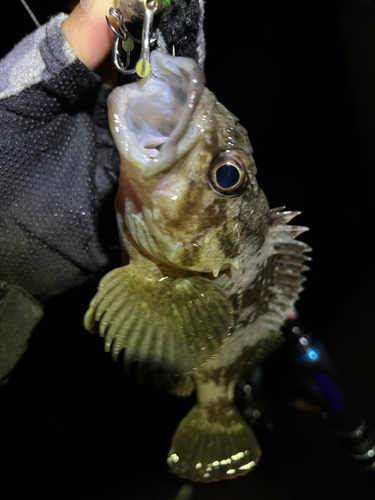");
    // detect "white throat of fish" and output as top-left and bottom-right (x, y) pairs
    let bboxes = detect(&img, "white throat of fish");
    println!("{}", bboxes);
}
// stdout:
(108, 51), (206, 178)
